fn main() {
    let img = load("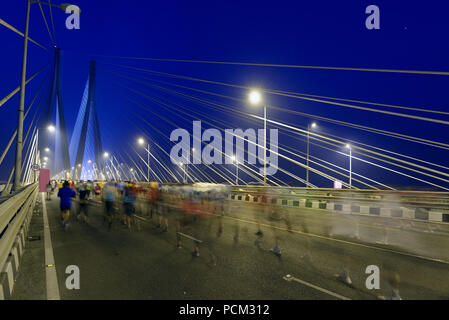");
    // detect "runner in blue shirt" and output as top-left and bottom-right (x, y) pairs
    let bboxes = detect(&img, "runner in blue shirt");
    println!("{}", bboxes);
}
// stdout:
(58, 181), (76, 231)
